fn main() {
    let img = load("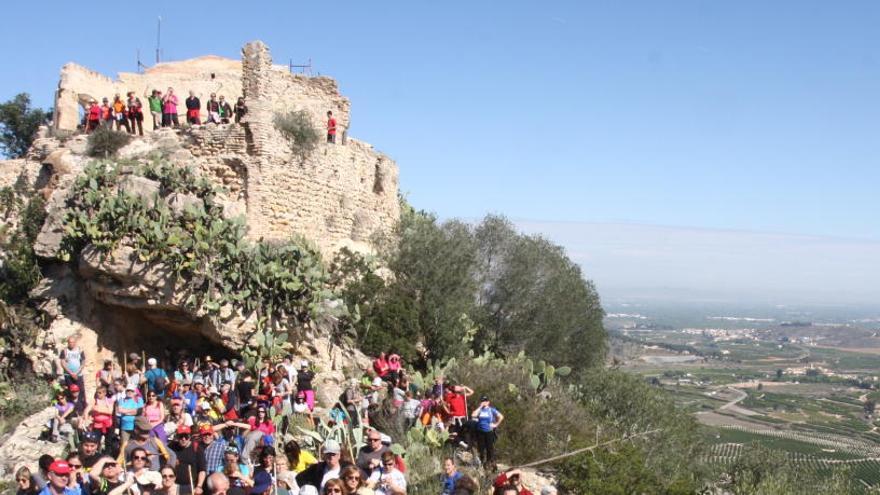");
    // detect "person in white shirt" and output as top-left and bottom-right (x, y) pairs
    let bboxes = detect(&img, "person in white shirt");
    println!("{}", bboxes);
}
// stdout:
(367, 452), (406, 495)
